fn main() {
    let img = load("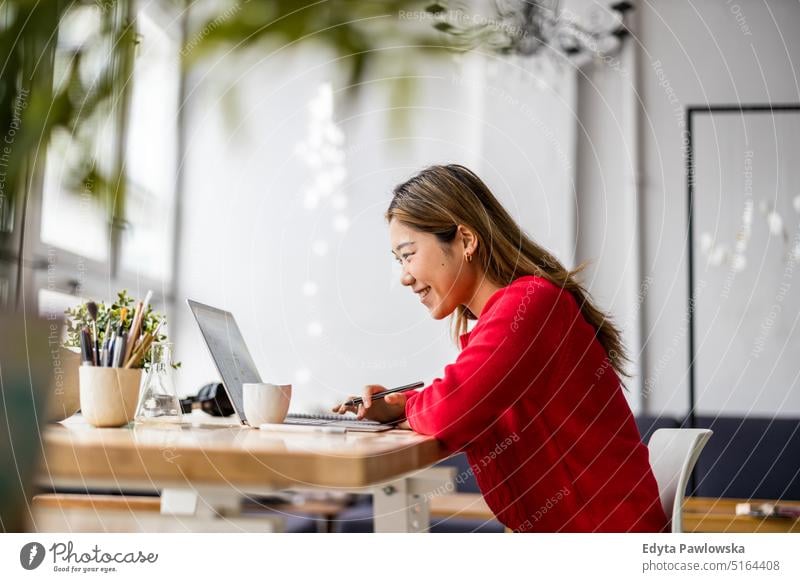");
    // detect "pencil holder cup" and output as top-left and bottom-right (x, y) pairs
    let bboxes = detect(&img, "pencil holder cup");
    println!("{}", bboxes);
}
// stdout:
(79, 366), (143, 427)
